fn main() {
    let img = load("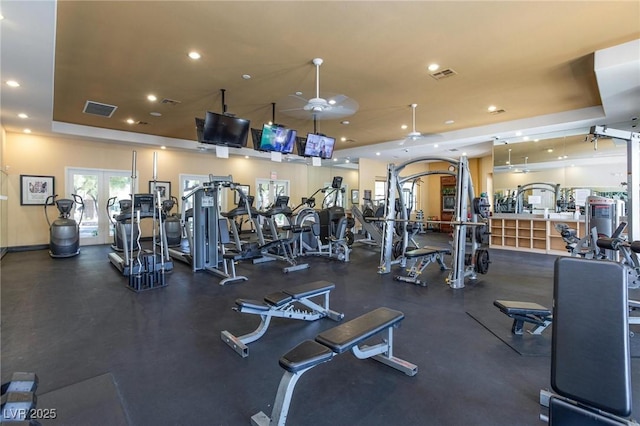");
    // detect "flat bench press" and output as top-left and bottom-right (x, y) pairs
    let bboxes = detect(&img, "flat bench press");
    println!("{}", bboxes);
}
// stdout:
(493, 300), (552, 335)
(221, 280), (344, 357)
(251, 307), (417, 426)
(395, 246), (451, 286)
